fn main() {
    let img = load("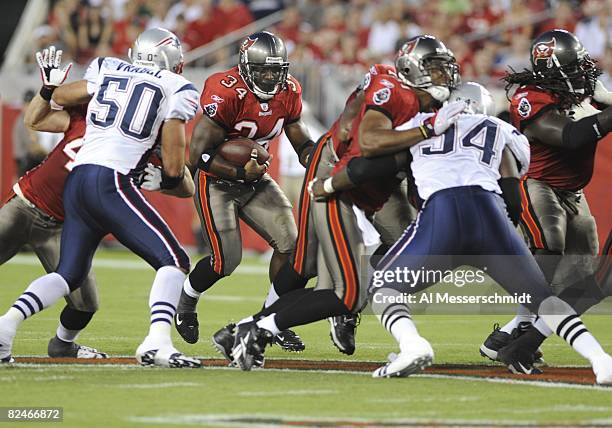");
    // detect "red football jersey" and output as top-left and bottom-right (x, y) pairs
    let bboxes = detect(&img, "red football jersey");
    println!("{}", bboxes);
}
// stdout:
(17, 105), (88, 221)
(200, 66), (302, 150)
(510, 85), (598, 191)
(333, 72), (421, 214)
(329, 63), (396, 156)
